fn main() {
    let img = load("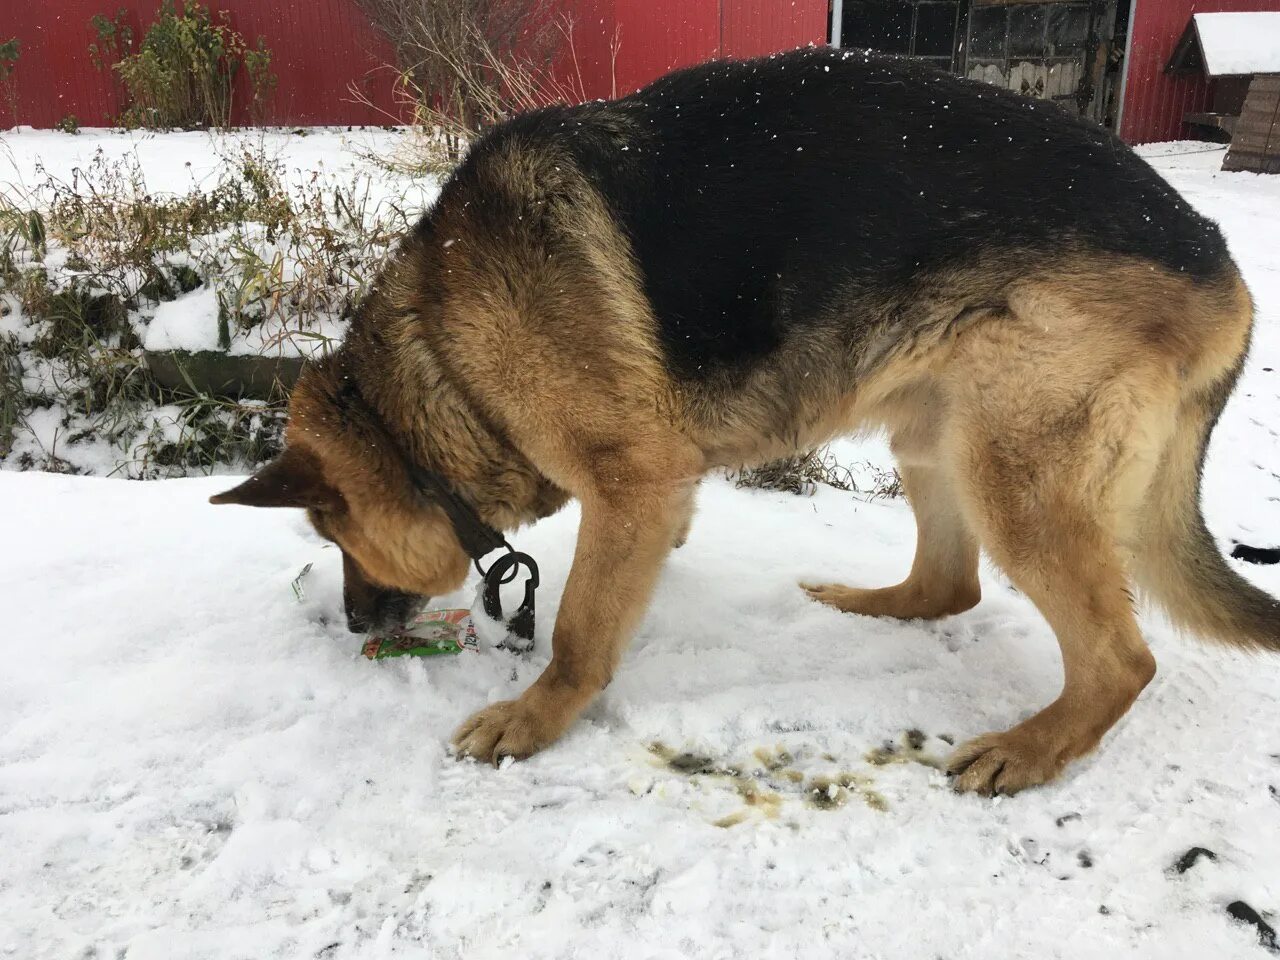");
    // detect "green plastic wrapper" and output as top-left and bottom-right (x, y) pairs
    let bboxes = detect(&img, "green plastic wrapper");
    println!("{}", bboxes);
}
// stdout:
(361, 608), (479, 659)
(288, 562), (483, 660)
